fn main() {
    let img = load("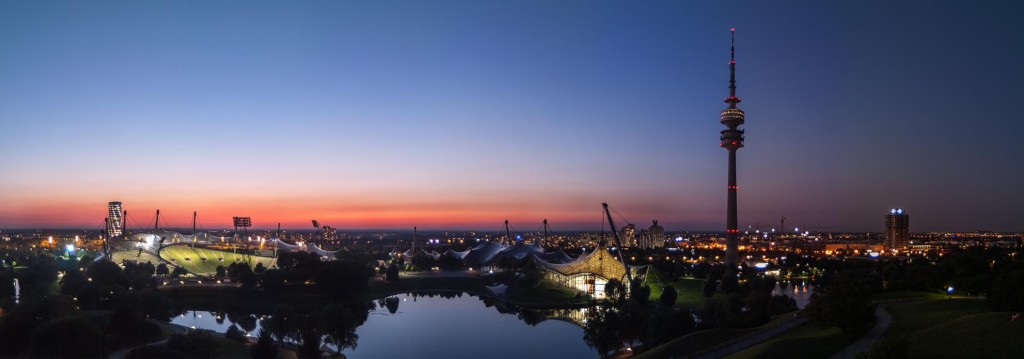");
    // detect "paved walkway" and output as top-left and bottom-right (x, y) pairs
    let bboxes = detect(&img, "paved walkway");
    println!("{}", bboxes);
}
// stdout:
(829, 305), (892, 359)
